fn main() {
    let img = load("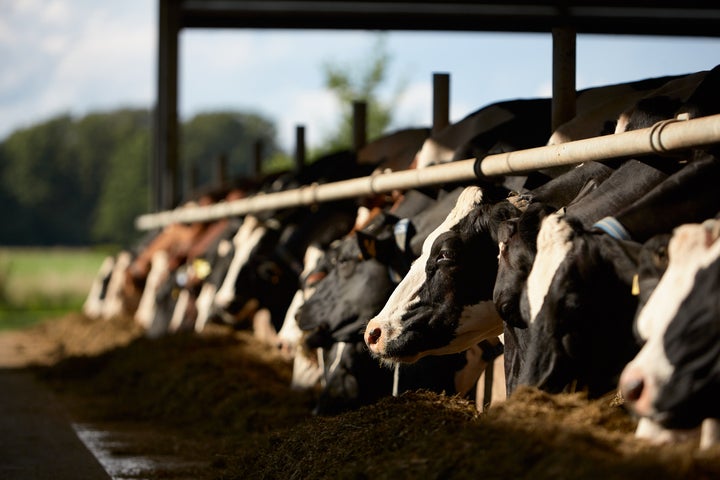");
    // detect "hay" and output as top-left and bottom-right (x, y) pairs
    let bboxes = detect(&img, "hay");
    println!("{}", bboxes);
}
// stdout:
(3, 313), (719, 479)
